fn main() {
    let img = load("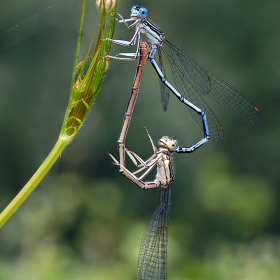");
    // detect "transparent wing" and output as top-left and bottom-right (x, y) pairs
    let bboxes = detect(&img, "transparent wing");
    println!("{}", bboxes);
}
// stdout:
(137, 185), (171, 280)
(158, 47), (169, 111)
(162, 38), (260, 142)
